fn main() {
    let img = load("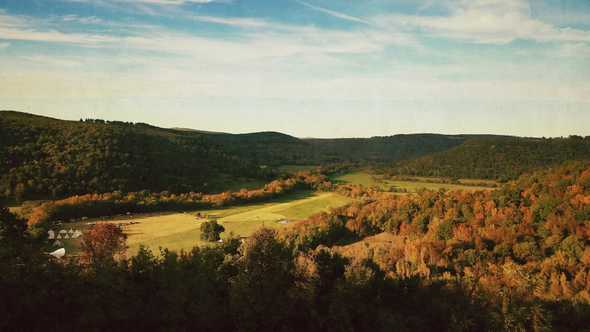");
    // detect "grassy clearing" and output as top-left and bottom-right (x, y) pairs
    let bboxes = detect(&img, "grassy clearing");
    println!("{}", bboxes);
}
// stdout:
(68, 191), (352, 256)
(334, 171), (495, 193)
(335, 232), (398, 258)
